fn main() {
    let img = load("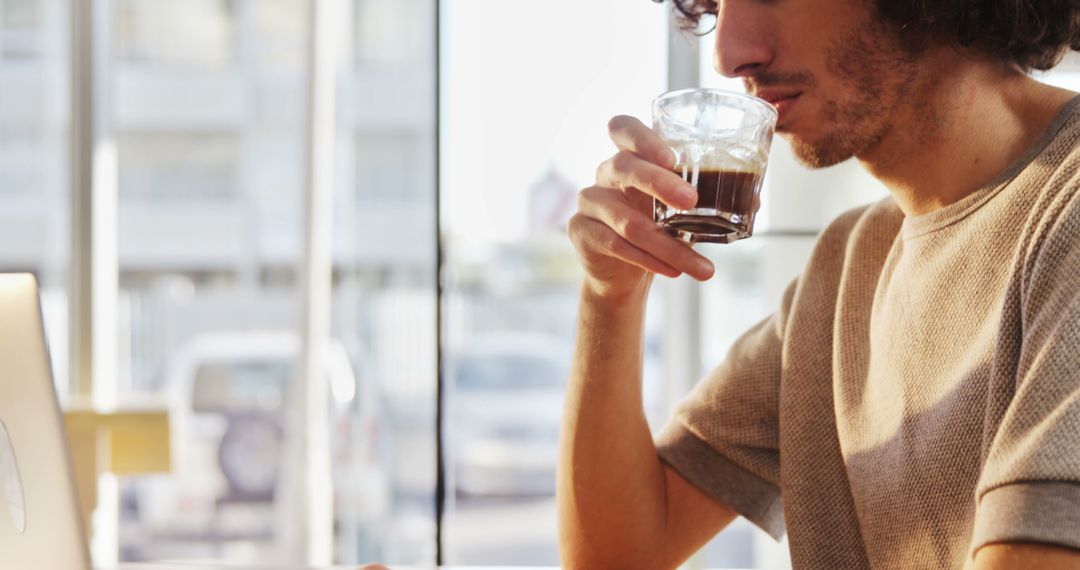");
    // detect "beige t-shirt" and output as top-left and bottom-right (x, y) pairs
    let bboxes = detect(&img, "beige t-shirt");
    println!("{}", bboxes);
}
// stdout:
(656, 95), (1080, 569)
